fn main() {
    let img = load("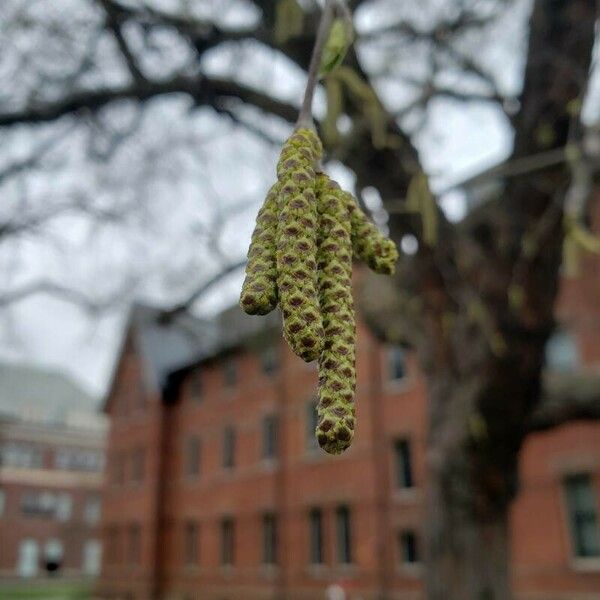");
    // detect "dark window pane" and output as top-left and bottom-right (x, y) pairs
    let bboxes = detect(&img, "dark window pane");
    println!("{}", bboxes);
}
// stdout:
(186, 436), (201, 477)
(388, 346), (407, 381)
(221, 518), (234, 565)
(564, 474), (600, 558)
(190, 371), (203, 403)
(223, 358), (237, 388)
(223, 427), (235, 469)
(262, 513), (277, 564)
(131, 447), (145, 483)
(336, 506), (352, 564)
(394, 439), (413, 489)
(262, 415), (278, 459)
(306, 401), (319, 450)
(129, 524), (141, 564)
(184, 521), (199, 565)
(399, 530), (419, 564)
(309, 509), (323, 565)
(261, 348), (279, 376)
